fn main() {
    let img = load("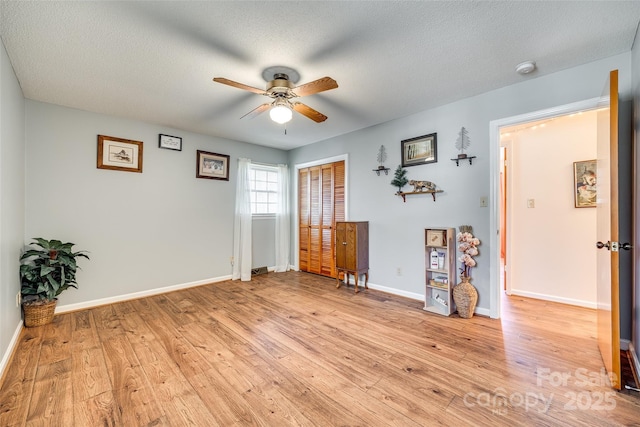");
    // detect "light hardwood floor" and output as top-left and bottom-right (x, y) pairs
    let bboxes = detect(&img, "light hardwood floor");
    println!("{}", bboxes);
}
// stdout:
(1, 271), (639, 426)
